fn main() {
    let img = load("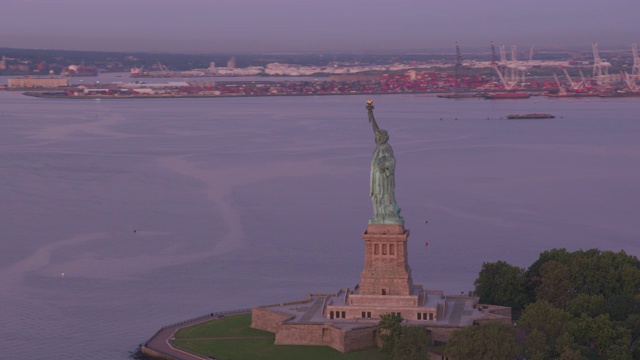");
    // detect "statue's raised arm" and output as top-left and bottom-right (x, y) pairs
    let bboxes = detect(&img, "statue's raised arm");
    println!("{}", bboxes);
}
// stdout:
(366, 100), (380, 134)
